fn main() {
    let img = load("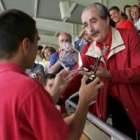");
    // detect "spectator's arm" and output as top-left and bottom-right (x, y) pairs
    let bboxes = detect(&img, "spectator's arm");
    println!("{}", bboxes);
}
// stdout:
(49, 52), (61, 73)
